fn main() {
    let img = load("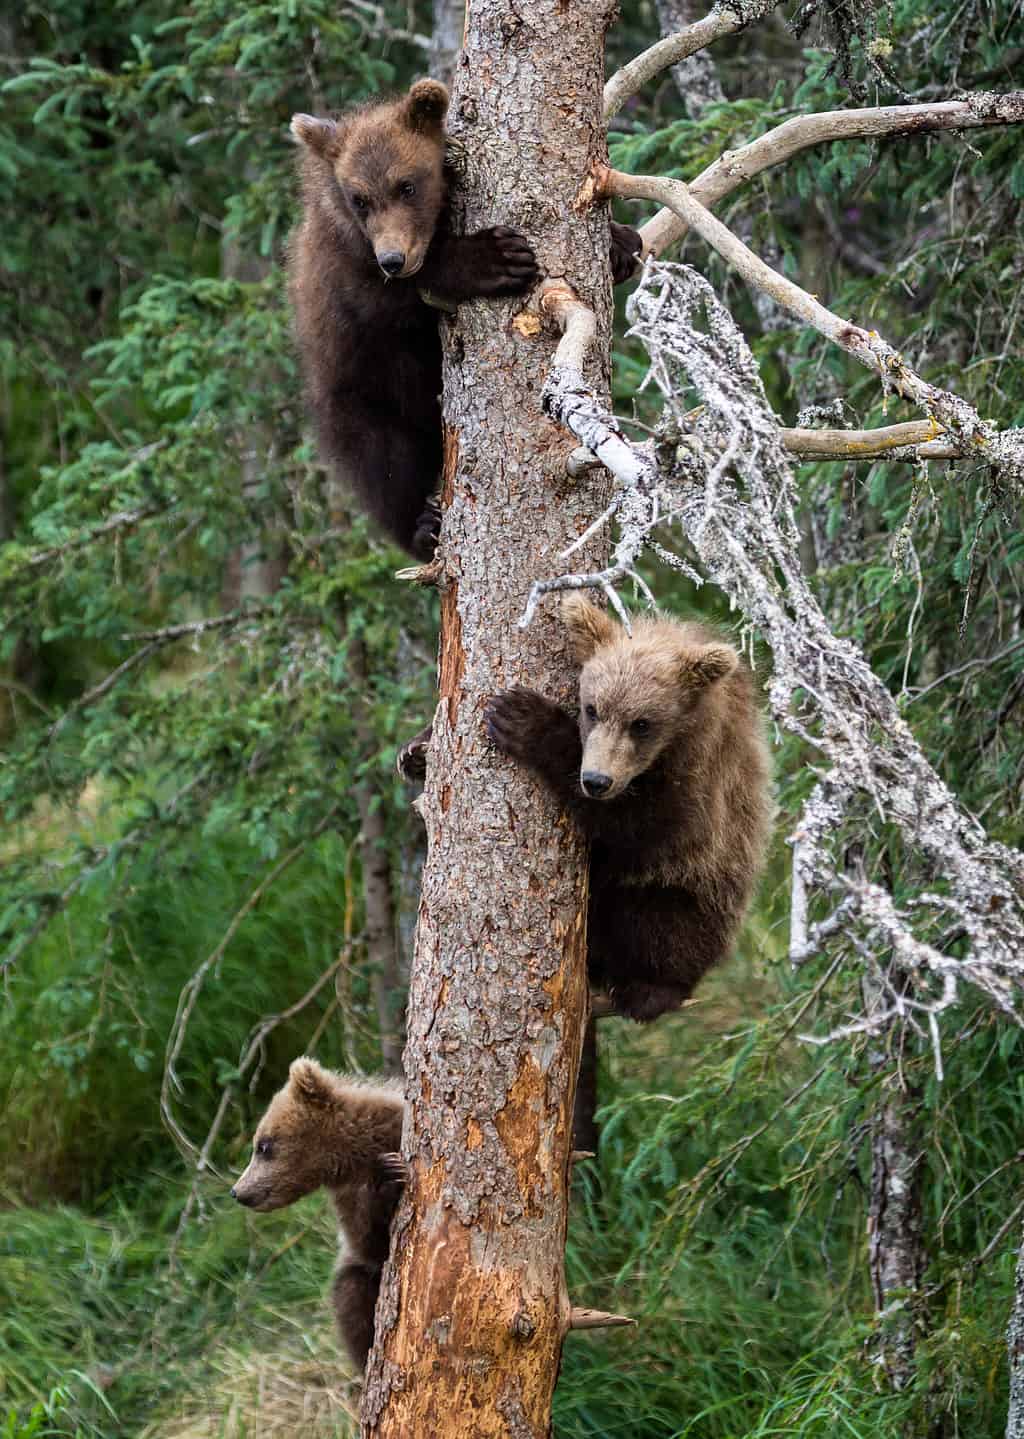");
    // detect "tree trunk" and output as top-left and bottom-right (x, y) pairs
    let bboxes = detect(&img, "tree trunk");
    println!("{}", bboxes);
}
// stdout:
(429, 0), (464, 85)
(865, 973), (925, 1394)
(654, 0), (725, 116)
(220, 238), (283, 605)
(349, 635), (405, 1072)
(1006, 1223), (1024, 1439)
(361, 2), (616, 1433)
